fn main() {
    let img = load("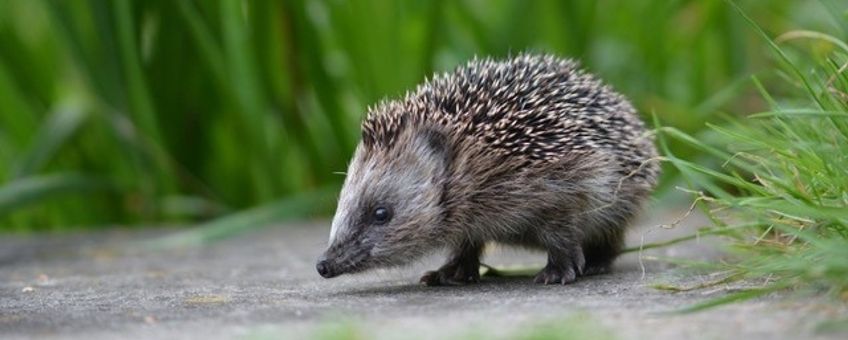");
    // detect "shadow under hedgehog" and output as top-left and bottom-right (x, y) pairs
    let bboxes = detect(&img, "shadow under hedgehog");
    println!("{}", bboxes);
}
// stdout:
(317, 53), (659, 285)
